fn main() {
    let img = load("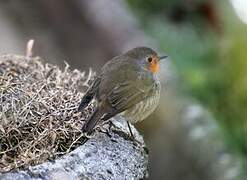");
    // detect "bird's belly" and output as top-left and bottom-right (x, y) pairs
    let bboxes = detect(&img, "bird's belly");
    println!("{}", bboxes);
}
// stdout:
(121, 89), (160, 124)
